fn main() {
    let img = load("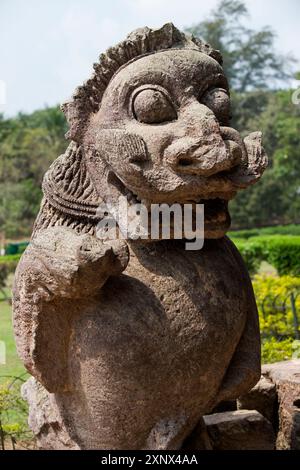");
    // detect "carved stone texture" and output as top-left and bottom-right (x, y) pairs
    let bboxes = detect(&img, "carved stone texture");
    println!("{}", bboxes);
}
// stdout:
(237, 375), (278, 425)
(204, 410), (275, 450)
(262, 360), (300, 450)
(212, 400), (237, 413)
(181, 417), (213, 450)
(22, 377), (78, 450)
(13, 23), (267, 450)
